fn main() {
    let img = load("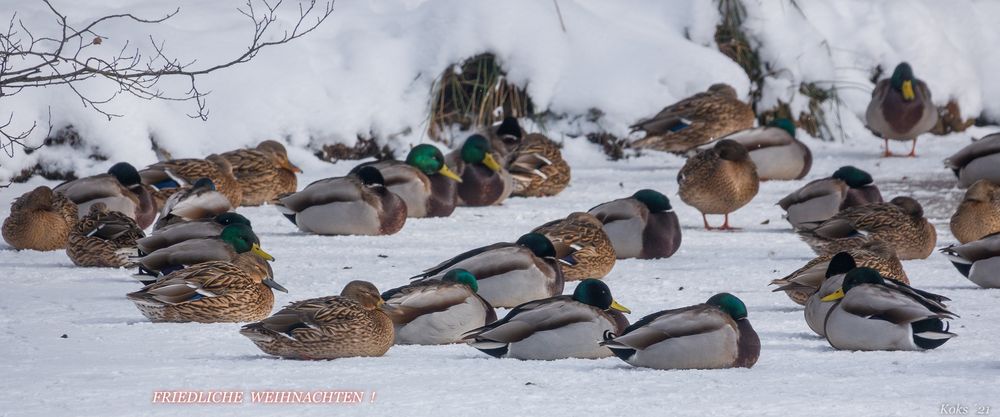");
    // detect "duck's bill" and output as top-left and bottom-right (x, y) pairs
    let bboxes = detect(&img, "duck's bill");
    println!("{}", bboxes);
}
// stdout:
(902, 80), (915, 101)
(262, 278), (288, 293)
(610, 300), (631, 314)
(483, 153), (502, 172)
(438, 165), (463, 182)
(286, 161), (303, 174)
(820, 288), (845, 302)
(252, 243), (276, 262)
